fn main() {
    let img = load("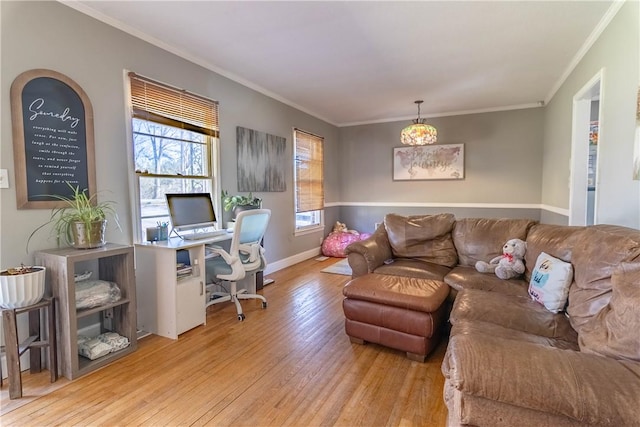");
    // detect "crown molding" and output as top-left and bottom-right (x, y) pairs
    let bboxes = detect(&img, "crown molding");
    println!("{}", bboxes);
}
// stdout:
(544, 0), (626, 105)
